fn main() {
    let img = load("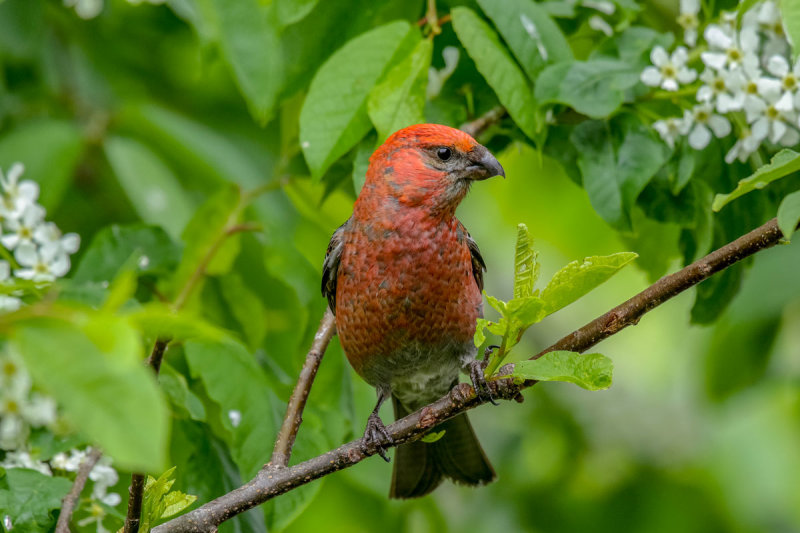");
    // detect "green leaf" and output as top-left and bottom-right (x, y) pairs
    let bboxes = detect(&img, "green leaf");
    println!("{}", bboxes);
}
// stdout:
(0, 119), (83, 210)
(300, 21), (413, 179)
(782, 0), (800, 57)
(712, 149), (800, 211)
(351, 132), (375, 195)
(571, 119), (669, 229)
(0, 468), (72, 532)
(512, 351), (613, 390)
(160, 363), (206, 421)
(777, 189), (800, 241)
(13, 319), (169, 472)
(513, 223), (539, 299)
(506, 296), (547, 328)
(104, 136), (195, 241)
(535, 60), (640, 118)
(420, 430), (446, 443)
(185, 339), (277, 478)
(207, 0), (283, 124)
(162, 489), (198, 519)
(367, 37), (432, 142)
(169, 184), (243, 302)
(452, 7), (539, 140)
(476, 0), (572, 80)
(219, 272), (268, 350)
(540, 252), (637, 315)
(140, 467), (198, 530)
(485, 293), (507, 315)
(73, 224), (181, 284)
(474, 317), (490, 347)
(275, 0), (318, 27)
